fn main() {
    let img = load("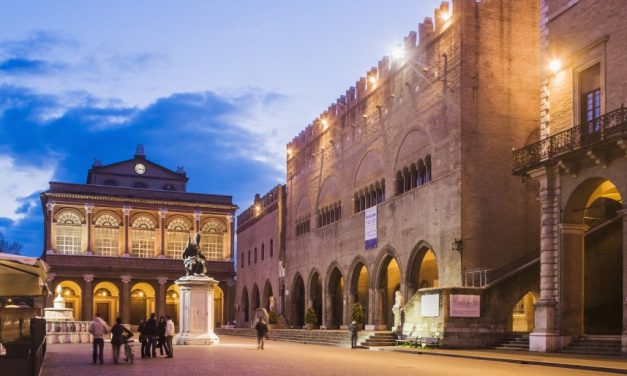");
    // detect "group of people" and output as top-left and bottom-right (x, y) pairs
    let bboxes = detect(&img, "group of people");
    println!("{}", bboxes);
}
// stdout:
(138, 313), (176, 358)
(88, 312), (175, 365)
